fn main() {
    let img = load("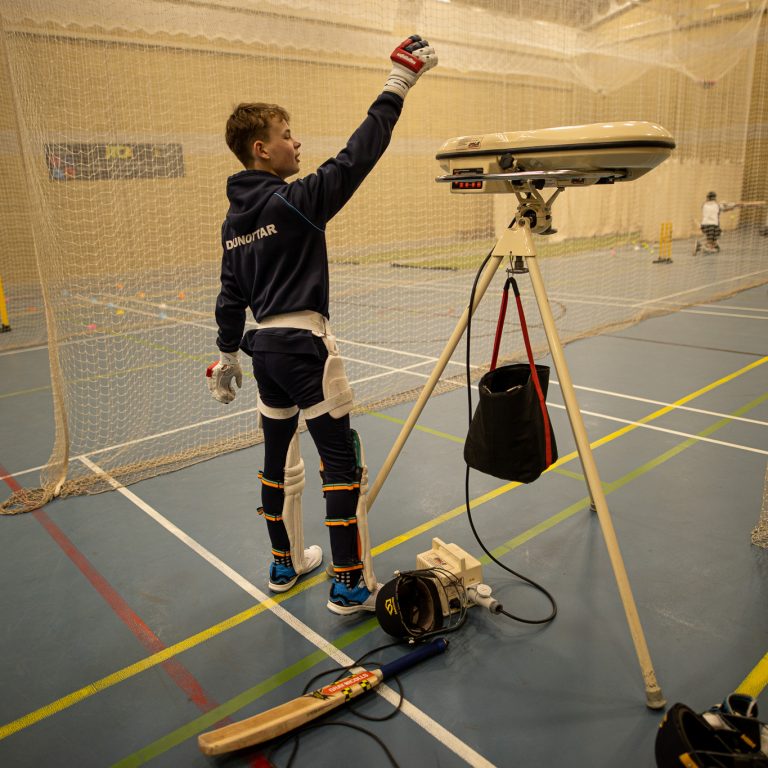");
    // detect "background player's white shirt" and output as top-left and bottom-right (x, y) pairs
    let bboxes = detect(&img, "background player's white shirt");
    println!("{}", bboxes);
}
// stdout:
(701, 199), (721, 225)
